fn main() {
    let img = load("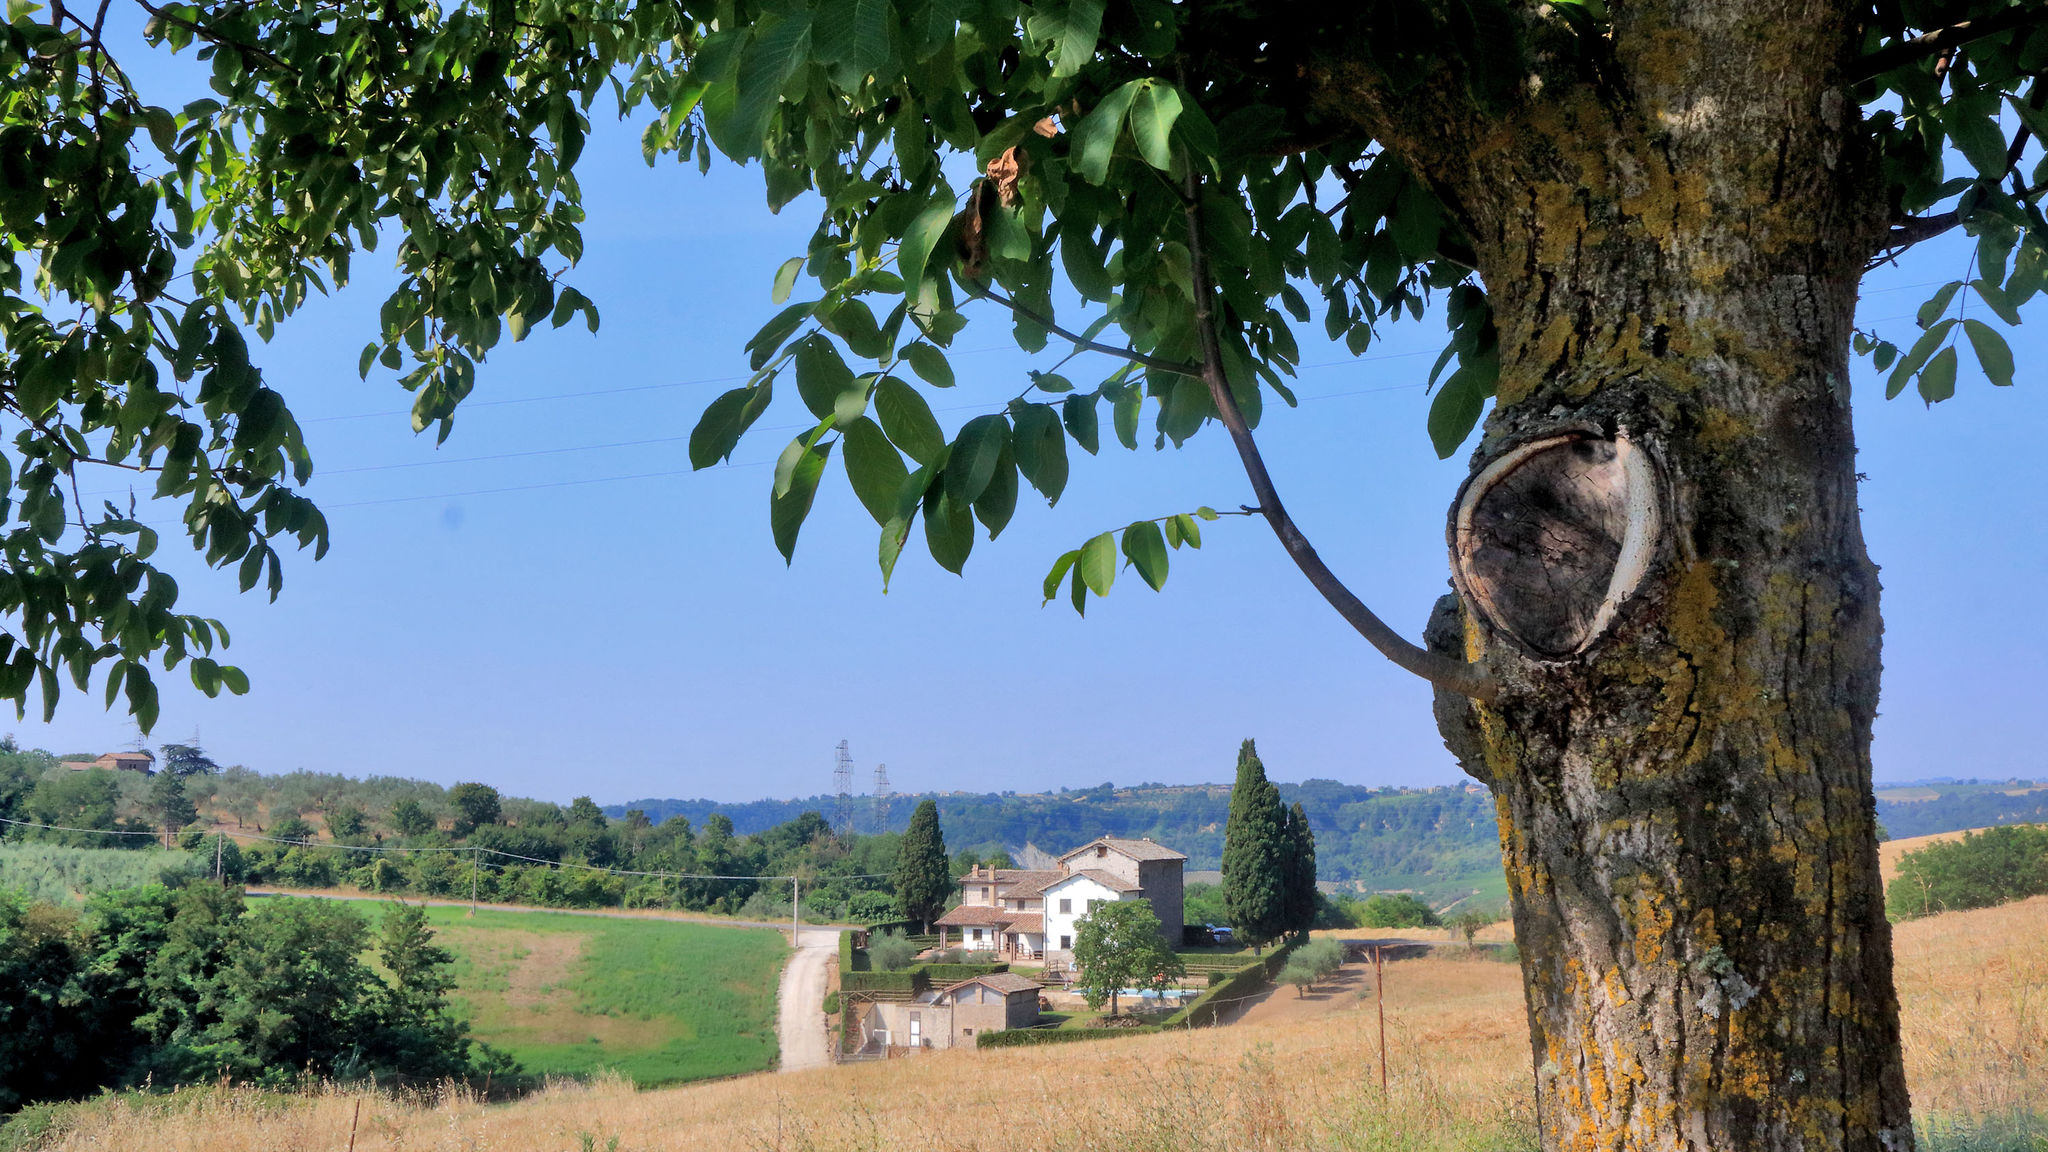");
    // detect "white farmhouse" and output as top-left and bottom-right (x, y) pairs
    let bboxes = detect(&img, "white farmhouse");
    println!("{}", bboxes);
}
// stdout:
(936, 836), (1186, 973)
